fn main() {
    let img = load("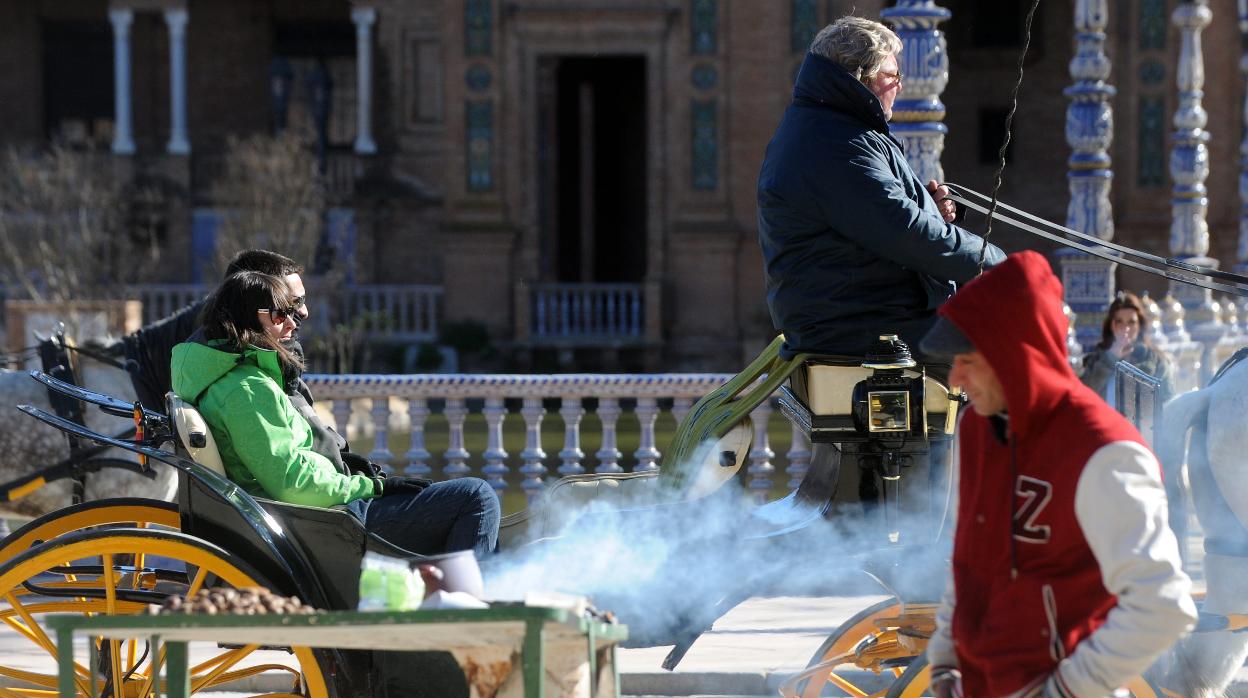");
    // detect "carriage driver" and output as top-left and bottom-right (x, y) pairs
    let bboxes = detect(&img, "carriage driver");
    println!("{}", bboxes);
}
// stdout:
(921, 252), (1195, 698)
(757, 15), (1005, 362)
